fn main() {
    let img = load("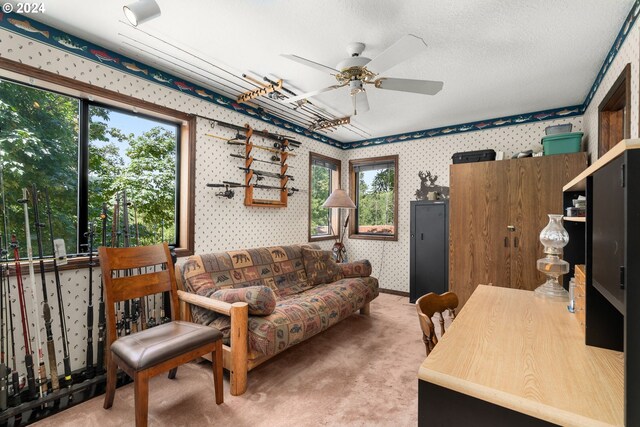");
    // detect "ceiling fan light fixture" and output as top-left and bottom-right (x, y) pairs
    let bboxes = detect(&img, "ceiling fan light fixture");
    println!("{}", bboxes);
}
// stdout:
(349, 79), (364, 96)
(123, 0), (161, 26)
